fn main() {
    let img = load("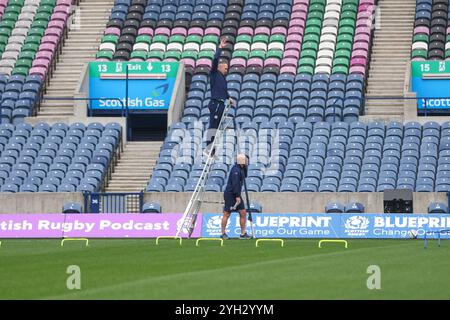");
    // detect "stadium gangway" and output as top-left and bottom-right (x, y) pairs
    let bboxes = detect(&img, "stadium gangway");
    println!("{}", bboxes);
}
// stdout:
(176, 101), (234, 238)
